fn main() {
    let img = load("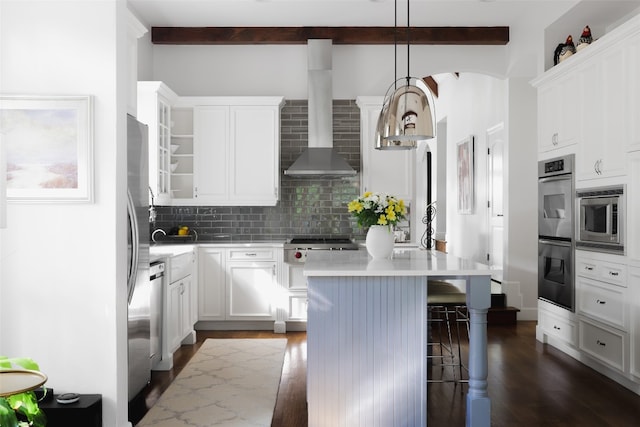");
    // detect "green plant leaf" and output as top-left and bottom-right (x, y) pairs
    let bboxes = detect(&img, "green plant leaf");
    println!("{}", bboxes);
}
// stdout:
(6, 392), (46, 427)
(0, 397), (20, 427)
(0, 358), (40, 371)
